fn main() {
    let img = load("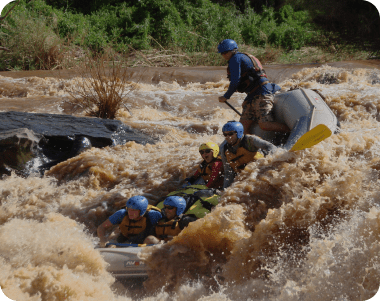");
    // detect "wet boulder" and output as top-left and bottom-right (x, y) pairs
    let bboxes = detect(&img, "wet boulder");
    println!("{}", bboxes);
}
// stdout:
(0, 128), (42, 176)
(0, 111), (156, 177)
